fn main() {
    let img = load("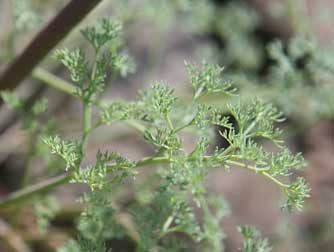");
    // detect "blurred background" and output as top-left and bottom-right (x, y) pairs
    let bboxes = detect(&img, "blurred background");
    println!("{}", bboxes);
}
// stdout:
(0, 0), (333, 251)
